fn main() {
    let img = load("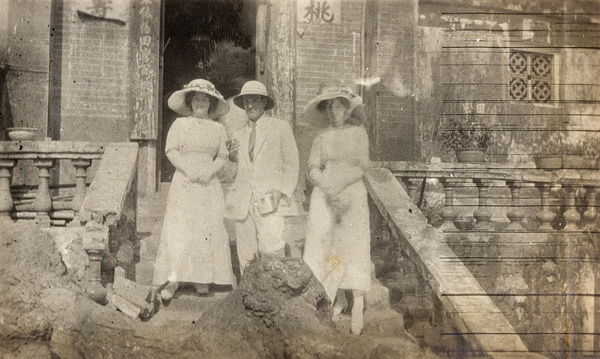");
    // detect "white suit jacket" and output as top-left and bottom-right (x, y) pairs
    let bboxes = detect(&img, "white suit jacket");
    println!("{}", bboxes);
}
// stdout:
(224, 115), (299, 220)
